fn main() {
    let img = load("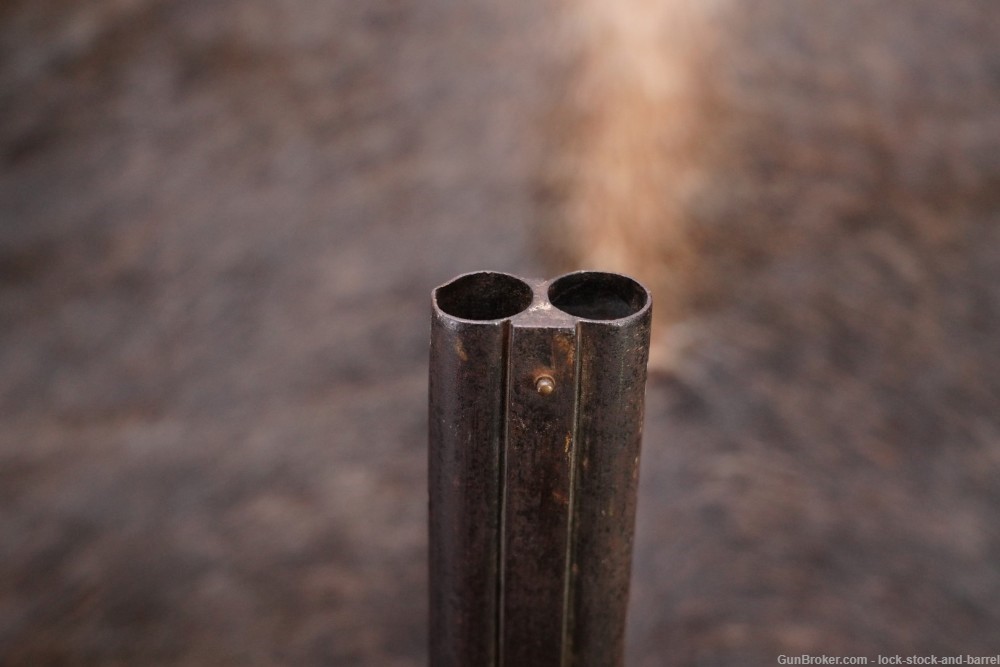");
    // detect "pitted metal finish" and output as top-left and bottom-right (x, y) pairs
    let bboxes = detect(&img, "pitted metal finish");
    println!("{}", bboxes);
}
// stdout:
(429, 271), (652, 667)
